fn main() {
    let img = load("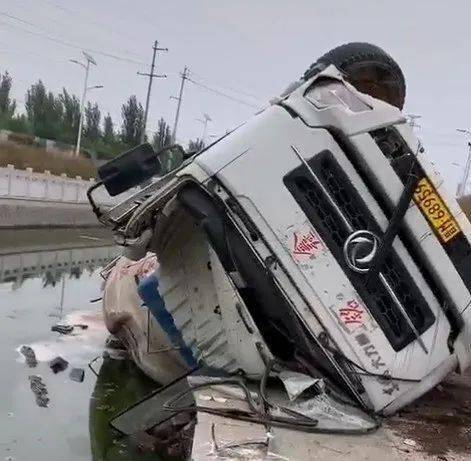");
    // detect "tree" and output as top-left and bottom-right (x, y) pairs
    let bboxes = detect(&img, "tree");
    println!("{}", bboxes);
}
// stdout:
(188, 138), (205, 152)
(84, 101), (101, 142)
(103, 113), (115, 143)
(6, 113), (29, 133)
(25, 80), (62, 139)
(25, 80), (47, 125)
(0, 71), (16, 119)
(152, 118), (172, 151)
(59, 88), (80, 143)
(120, 95), (144, 146)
